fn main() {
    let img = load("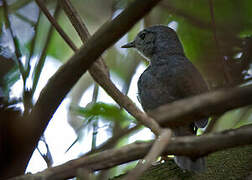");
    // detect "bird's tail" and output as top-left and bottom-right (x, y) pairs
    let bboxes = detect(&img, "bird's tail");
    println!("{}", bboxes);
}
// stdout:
(174, 156), (206, 173)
